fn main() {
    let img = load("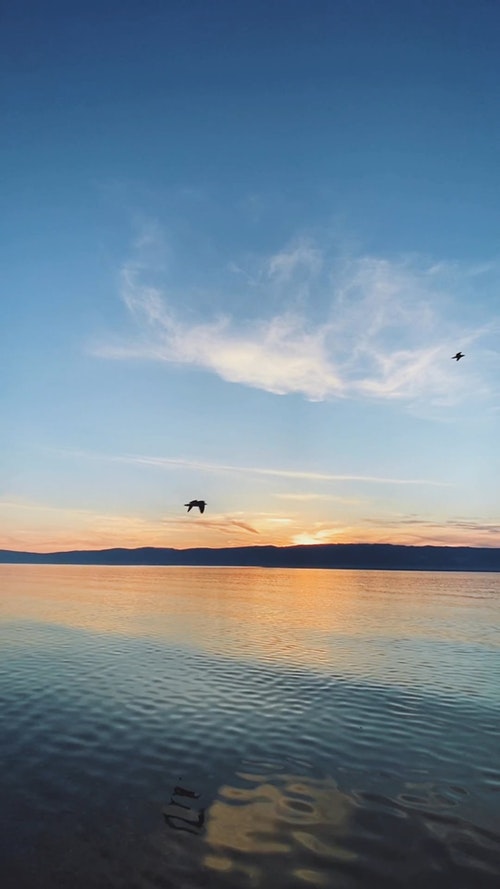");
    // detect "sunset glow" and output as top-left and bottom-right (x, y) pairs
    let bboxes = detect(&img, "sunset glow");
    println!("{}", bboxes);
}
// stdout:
(3, 3), (500, 554)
